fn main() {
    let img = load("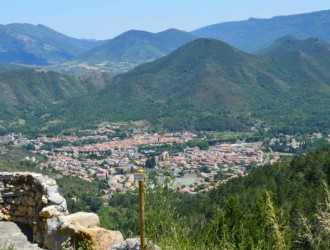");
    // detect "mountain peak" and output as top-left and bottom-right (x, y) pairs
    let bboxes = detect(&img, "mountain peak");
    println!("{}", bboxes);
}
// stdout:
(78, 28), (196, 72)
(259, 35), (330, 56)
(174, 38), (247, 59)
(128, 38), (250, 77)
(117, 29), (152, 37)
(158, 28), (183, 32)
(88, 32), (330, 132)
(277, 35), (299, 42)
(0, 23), (104, 65)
